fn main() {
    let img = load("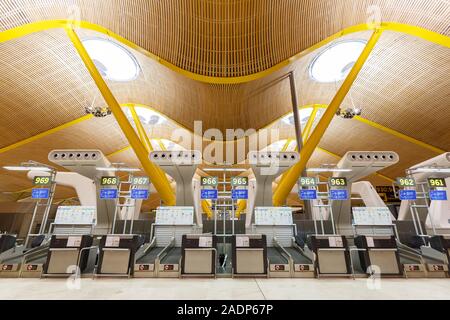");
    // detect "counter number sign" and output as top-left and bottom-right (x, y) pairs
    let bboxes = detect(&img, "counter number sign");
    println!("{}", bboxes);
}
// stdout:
(299, 177), (316, 187)
(100, 176), (119, 186)
(397, 177), (415, 187)
(427, 178), (446, 188)
(201, 176), (218, 187)
(329, 177), (347, 187)
(33, 176), (51, 186)
(231, 176), (248, 187)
